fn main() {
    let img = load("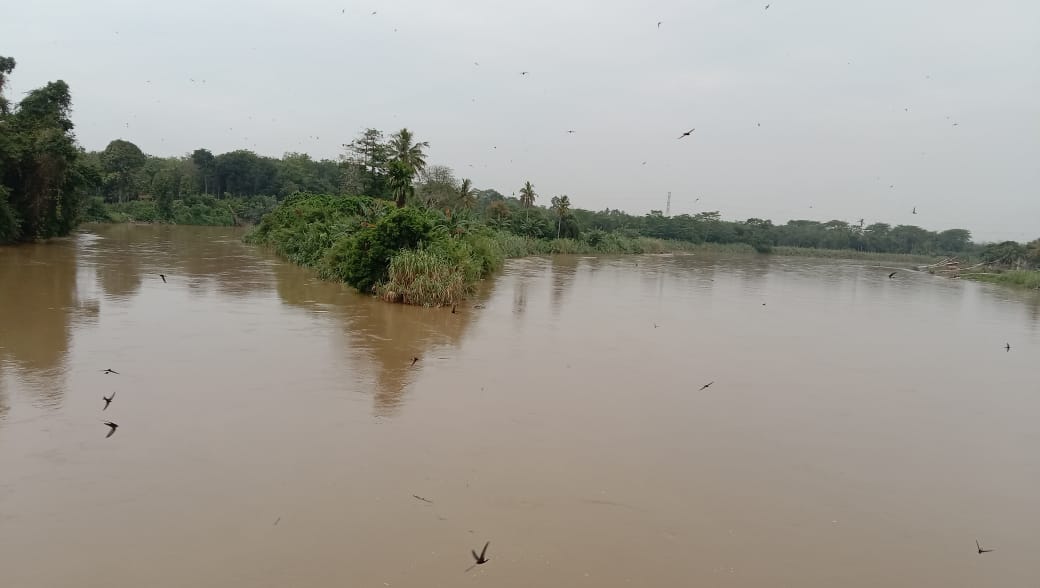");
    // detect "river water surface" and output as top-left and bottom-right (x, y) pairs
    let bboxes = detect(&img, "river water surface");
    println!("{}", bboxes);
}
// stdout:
(1, 224), (1038, 587)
